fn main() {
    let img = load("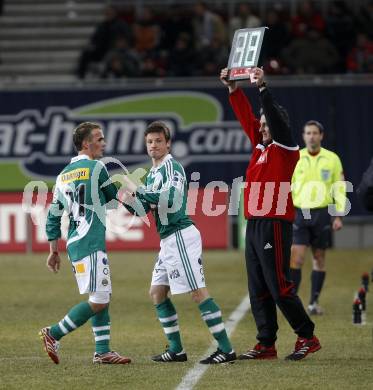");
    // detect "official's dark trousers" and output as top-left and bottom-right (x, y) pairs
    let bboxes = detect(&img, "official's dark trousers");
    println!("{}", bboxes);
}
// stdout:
(245, 218), (315, 346)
